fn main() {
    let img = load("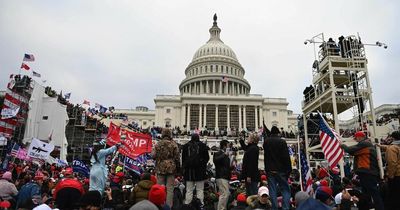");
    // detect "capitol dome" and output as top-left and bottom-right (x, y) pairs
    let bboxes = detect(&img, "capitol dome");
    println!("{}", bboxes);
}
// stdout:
(179, 14), (251, 96)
